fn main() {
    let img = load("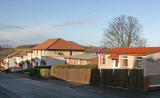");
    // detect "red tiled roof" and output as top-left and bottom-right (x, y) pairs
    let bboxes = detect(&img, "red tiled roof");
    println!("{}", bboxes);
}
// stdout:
(26, 49), (33, 53)
(6, 51), (20, 58)
(19, 51), (27, 57)
(32, 38), (85, 51)
(108, 54), (119, 59)
(97, 47), (160, 56)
